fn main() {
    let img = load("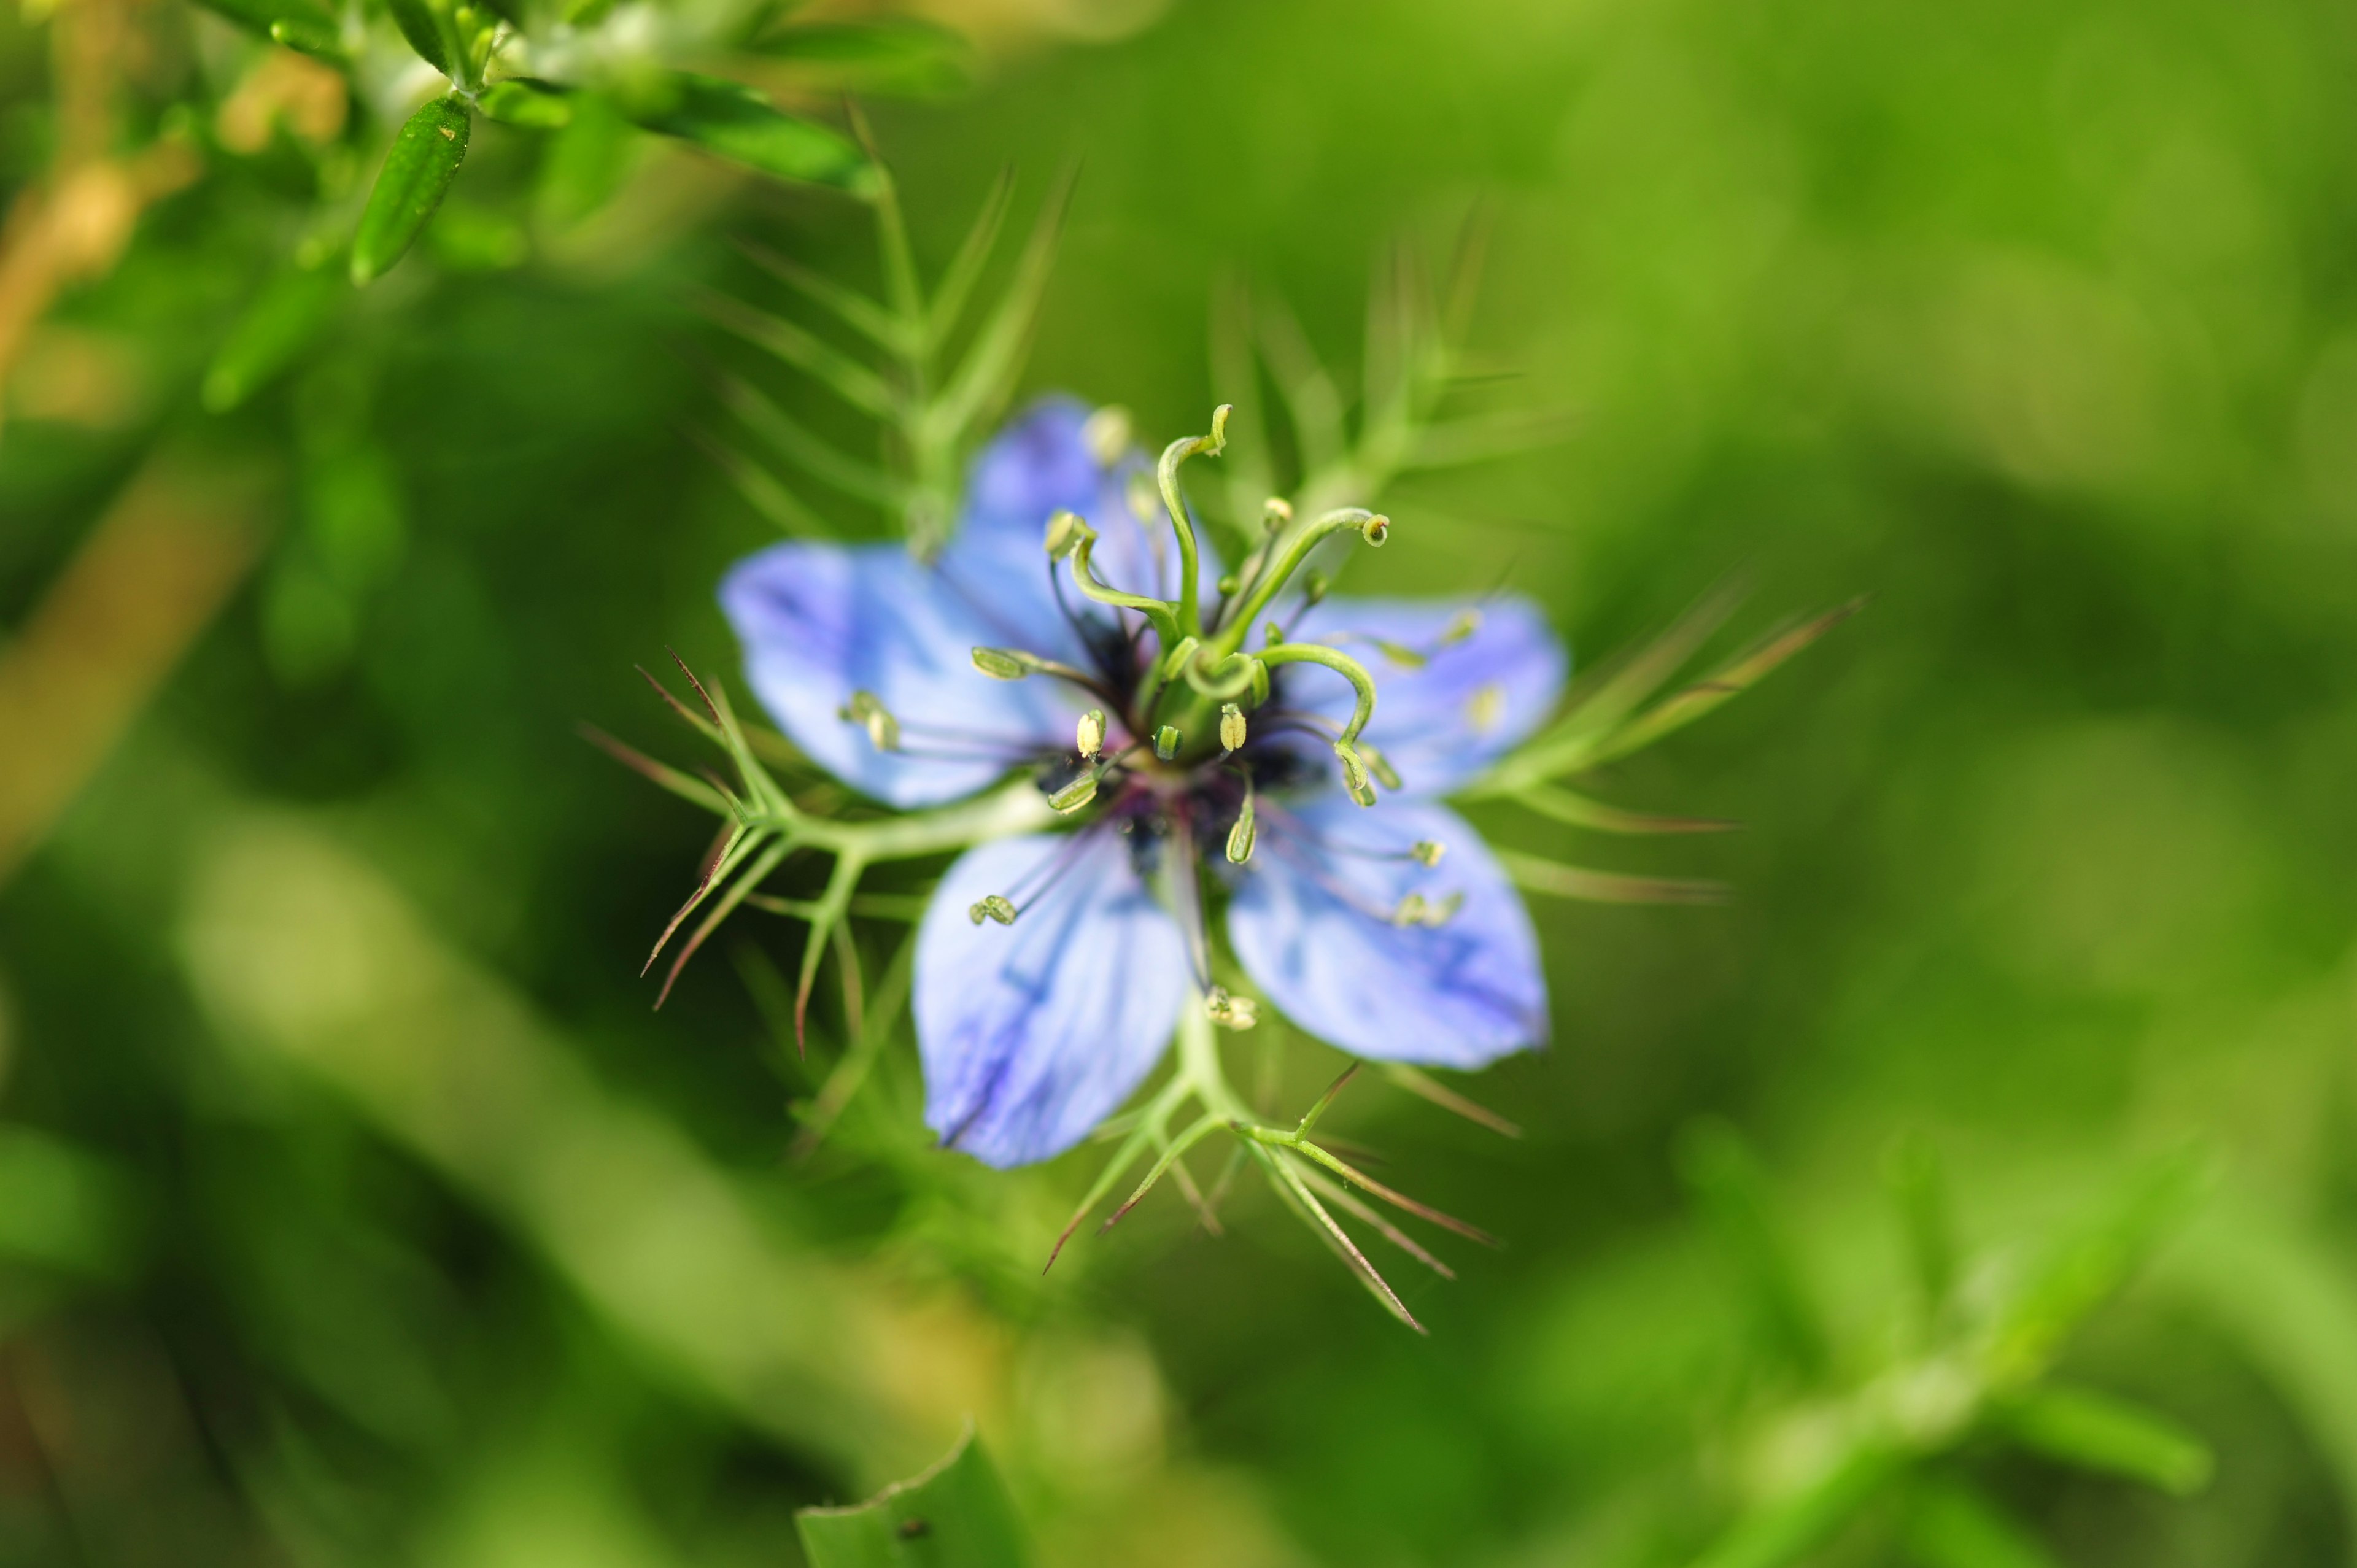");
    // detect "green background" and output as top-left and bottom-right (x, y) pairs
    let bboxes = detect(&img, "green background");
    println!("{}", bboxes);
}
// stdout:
(5, 0), (2357, 1562)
